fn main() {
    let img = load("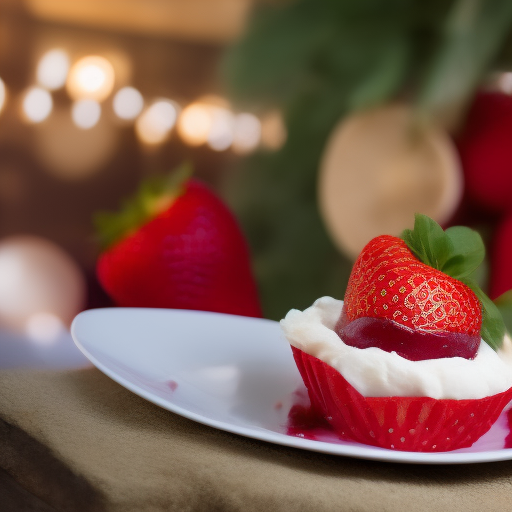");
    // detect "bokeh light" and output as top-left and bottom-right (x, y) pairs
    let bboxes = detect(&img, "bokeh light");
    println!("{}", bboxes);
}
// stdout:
(260, 110), (287, 150)
(177, 102), (213, 146)
(232, 113), (261, 154)
(498, 72), (512, 95)
(36, 49), (70, 90)
(25, 312), (65, 345)
(66, 55), (115, 101)
(72, 99), (101, 129)
(21, 86), (53, 123)
(0, 236), (85, 333)
(0, 78), (6, 115)
(207, 108), (235, 151)
(135, 99), (178, 145)
(34, 106), (119, 180)
(113, 86), (144, 120)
